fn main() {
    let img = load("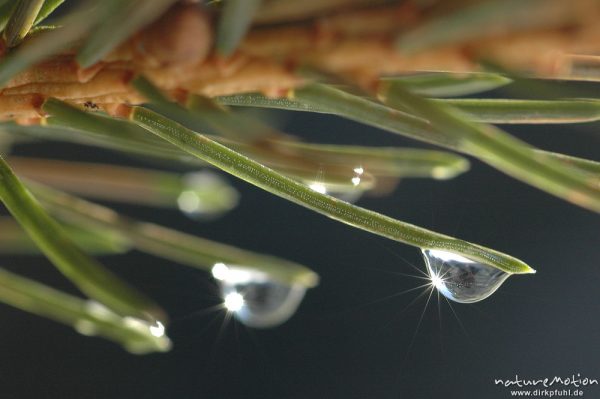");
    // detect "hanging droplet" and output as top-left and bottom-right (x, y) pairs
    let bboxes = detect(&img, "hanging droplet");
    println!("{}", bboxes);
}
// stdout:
(212, 263), (306, 328)
(422, 249), (510, 303)
(177, 170), (239, 220)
